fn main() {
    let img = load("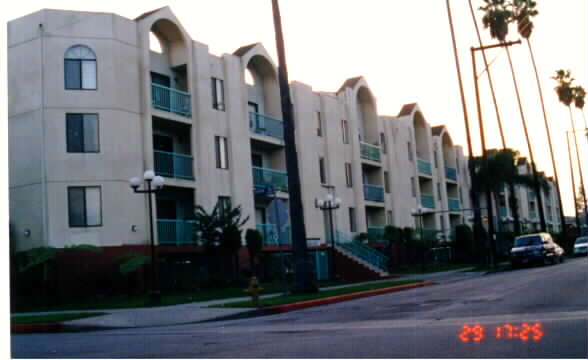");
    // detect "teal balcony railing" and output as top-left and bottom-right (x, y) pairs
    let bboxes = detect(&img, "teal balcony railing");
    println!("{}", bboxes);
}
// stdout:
(360, 142), (382, 162)
(335, 231), (388, 272)
(417, 159), (432, 176)
(448, 198), (460, 211)
(157, 219), (197, 245)
(367, 226), (386, 242)
(151, 83), (191, 117)
(249, 112), (284, 140)
(257, 224), (291, 246)
(499, 206), (507, 217)
(252, 167), (288, 192)
(421, 193), (435, 209)
(154, 150), (194, 180)
(364, 184), (385, 202)
(445, 167), (458, 182)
